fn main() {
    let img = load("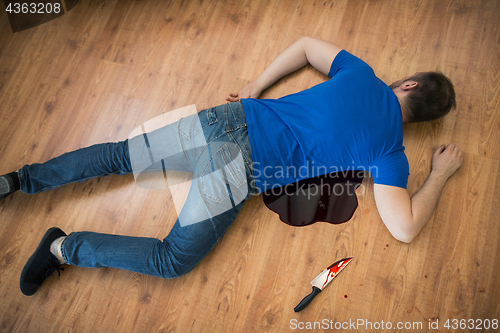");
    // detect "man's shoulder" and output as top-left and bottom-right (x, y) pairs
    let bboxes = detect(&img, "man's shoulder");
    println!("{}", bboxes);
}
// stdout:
(328, 50), (373, 78)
